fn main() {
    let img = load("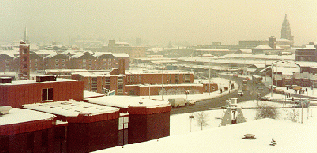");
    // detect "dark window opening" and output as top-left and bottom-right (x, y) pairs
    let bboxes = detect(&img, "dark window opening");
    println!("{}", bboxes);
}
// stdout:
(42, 88), (53, 101)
